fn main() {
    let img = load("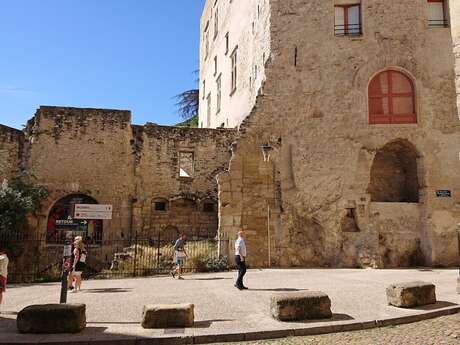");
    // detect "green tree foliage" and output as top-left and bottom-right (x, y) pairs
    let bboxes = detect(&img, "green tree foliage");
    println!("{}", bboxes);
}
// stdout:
(0, 172), (48, 254)
(175, 89), (199, 121)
